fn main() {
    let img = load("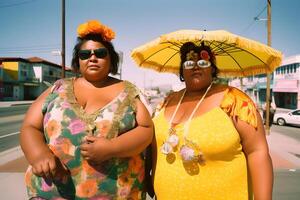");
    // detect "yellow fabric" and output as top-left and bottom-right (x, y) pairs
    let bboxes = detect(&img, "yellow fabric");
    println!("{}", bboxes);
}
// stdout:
(131, 29), (282, 77)
(220, 87), (258, 128)
(153, 89), (256, 200)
